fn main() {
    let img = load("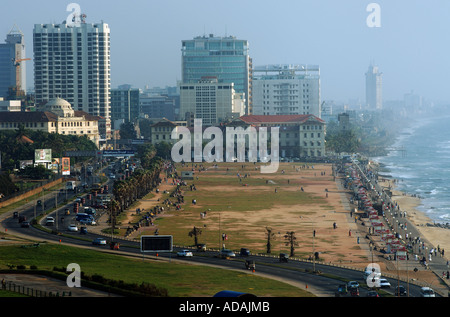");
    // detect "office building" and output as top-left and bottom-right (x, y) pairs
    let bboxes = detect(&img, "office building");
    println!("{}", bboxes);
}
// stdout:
(111, 85), (140, 129)
(179, 77), (245, 126)
(33, 21), (111, 138)
(365, 64), (382, 110)
(181, 34), (252, 114)
(252, 65), (321, 118)
(0, 26), (27, 98)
